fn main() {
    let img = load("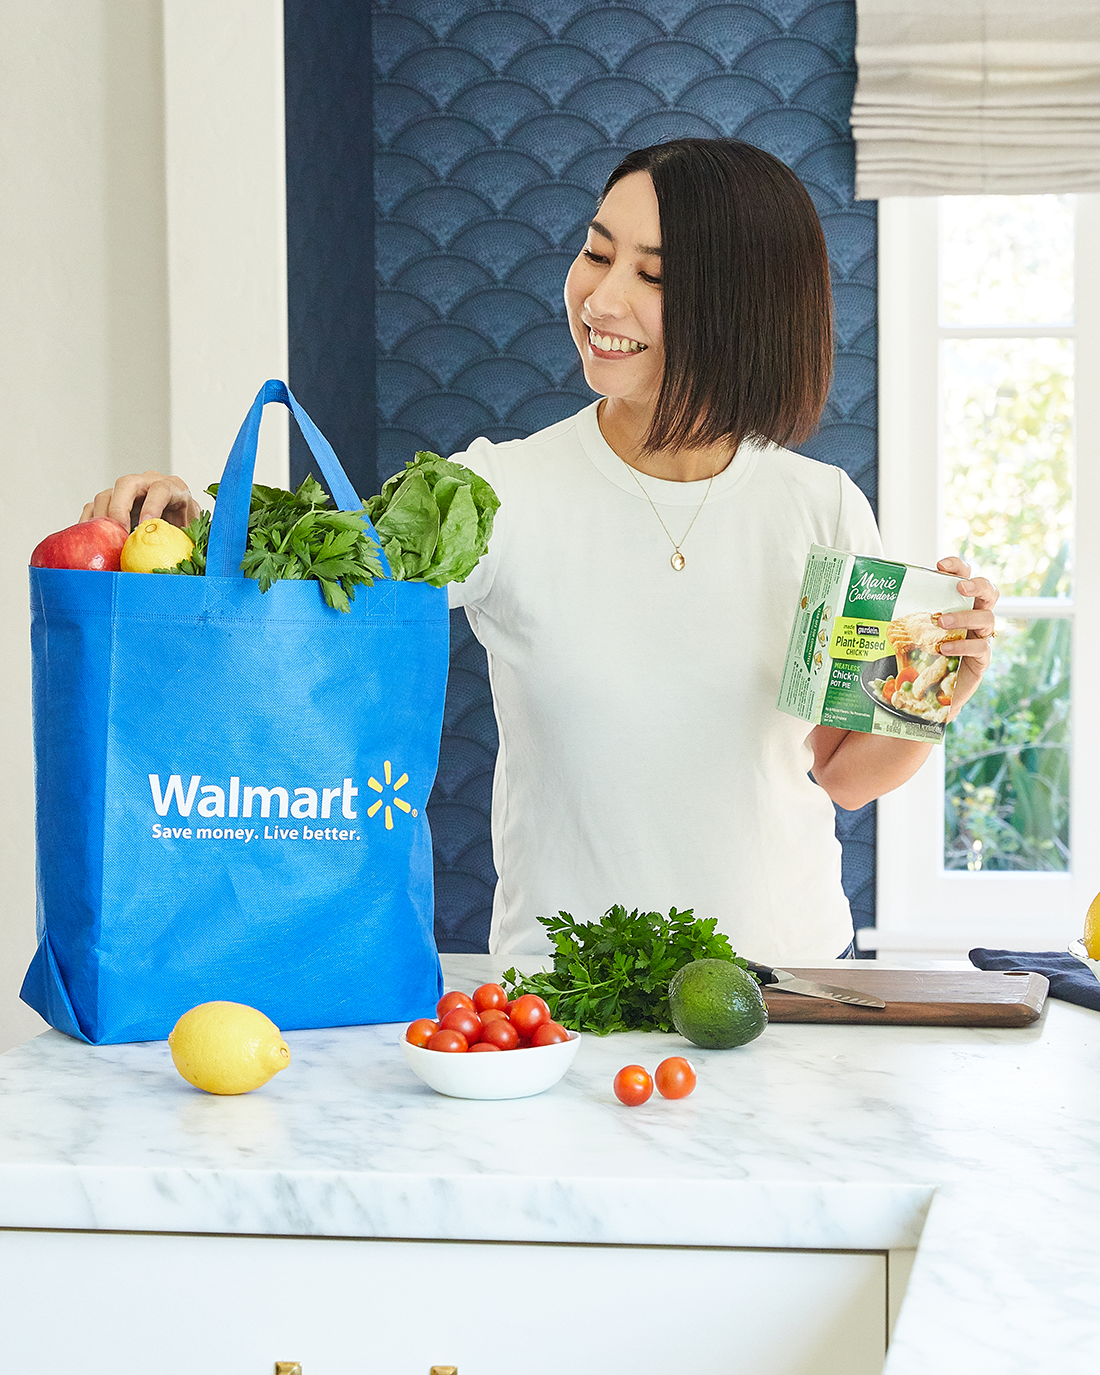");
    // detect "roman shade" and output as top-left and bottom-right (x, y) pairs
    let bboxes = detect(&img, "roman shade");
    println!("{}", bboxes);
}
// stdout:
(851, 0), (1100, 197)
